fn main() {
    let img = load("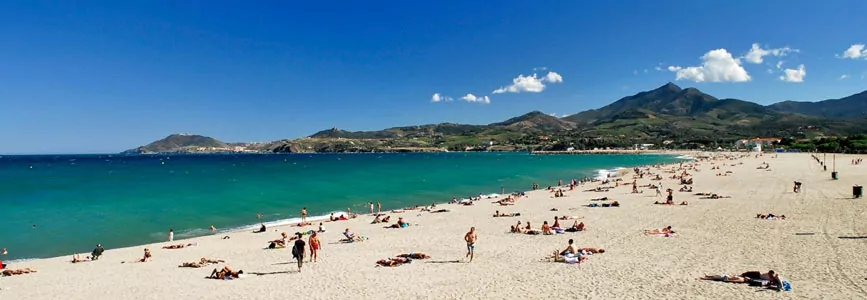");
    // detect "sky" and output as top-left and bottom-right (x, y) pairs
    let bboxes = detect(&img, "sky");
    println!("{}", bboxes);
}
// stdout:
(1, 1), (867, 154)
